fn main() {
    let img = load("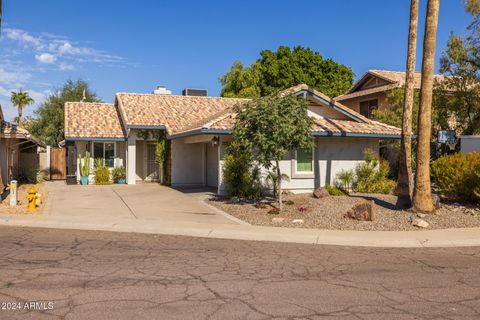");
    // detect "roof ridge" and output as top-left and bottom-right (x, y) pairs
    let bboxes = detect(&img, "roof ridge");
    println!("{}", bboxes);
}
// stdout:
(115, 92), (250, 100)
(65, 102), (113, 105)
